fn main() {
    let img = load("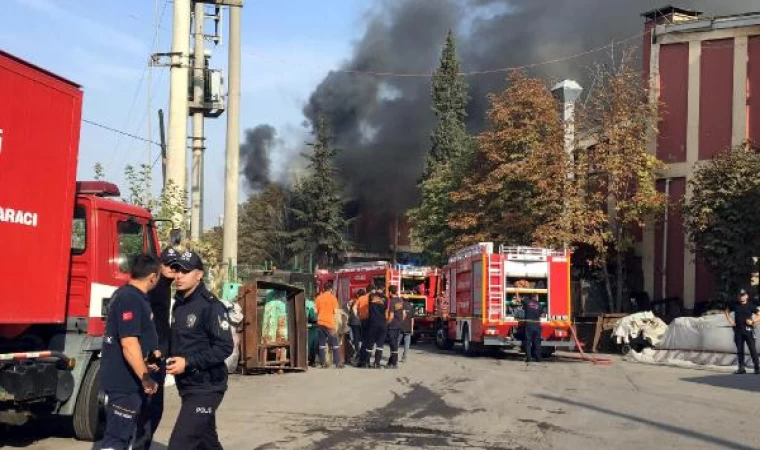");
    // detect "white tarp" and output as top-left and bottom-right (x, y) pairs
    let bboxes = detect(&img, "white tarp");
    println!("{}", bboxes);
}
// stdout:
(626, 312), (760, 369)
(612, 311), (668, 346)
